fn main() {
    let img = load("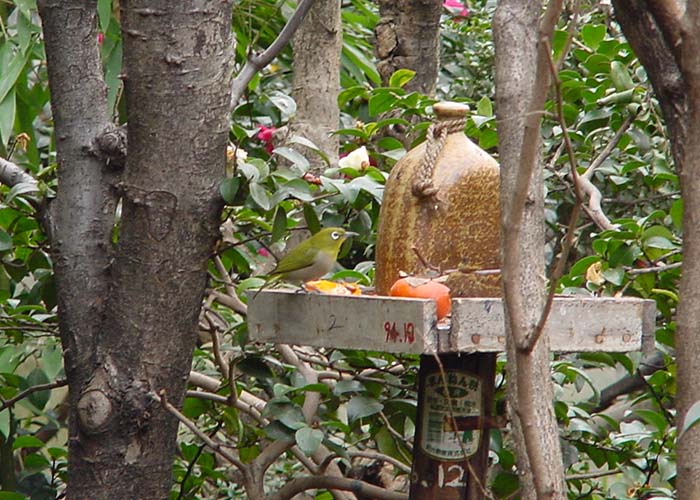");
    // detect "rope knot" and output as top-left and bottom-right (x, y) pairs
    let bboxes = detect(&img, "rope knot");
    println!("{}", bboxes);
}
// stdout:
(412, 117), (467, 199)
